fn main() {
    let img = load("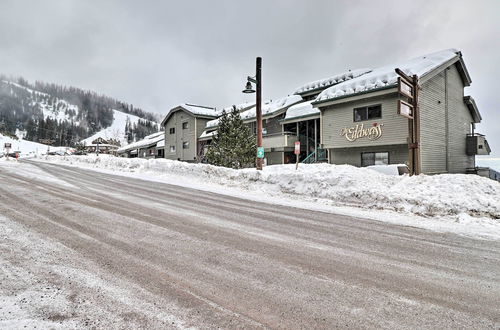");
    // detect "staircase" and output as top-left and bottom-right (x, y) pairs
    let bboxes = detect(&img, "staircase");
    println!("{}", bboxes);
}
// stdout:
(302, 148), (327, 164)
